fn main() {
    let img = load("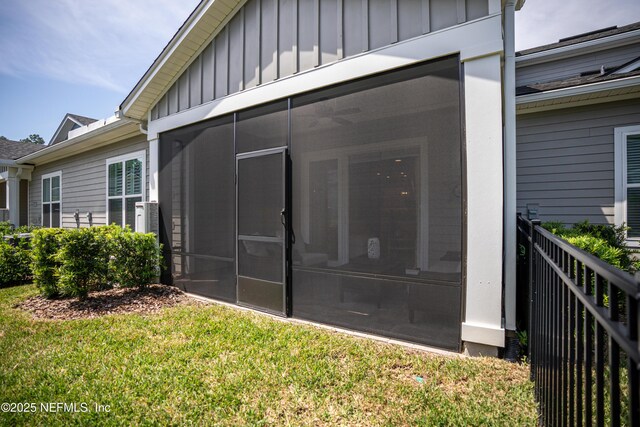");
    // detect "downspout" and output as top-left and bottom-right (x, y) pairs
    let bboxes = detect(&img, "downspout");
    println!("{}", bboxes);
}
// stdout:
(503, 0), (520, 335)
